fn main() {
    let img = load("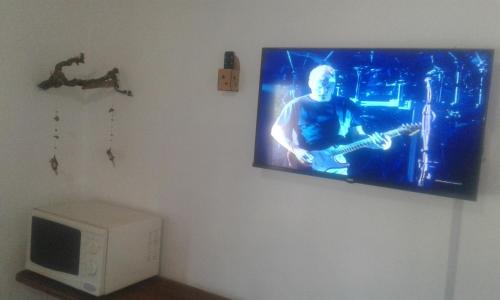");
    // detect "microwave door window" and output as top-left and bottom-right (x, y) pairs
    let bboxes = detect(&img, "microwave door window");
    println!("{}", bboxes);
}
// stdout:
(30, 217), (81, 275)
